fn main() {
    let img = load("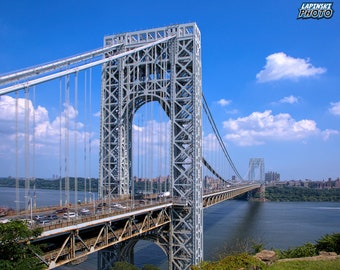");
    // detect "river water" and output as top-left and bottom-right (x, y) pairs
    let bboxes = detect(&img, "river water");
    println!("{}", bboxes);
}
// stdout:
(1, 187), (340, 269)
